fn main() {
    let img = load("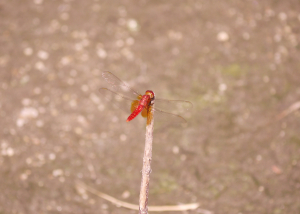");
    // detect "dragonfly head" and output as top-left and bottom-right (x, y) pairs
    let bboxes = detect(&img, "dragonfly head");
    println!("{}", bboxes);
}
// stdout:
(145, 90), (155, 100)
